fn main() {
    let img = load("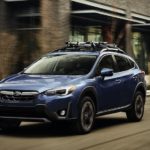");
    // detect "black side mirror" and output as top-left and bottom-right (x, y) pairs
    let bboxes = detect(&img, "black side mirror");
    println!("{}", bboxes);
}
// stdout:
(100, 68), (113, 79)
